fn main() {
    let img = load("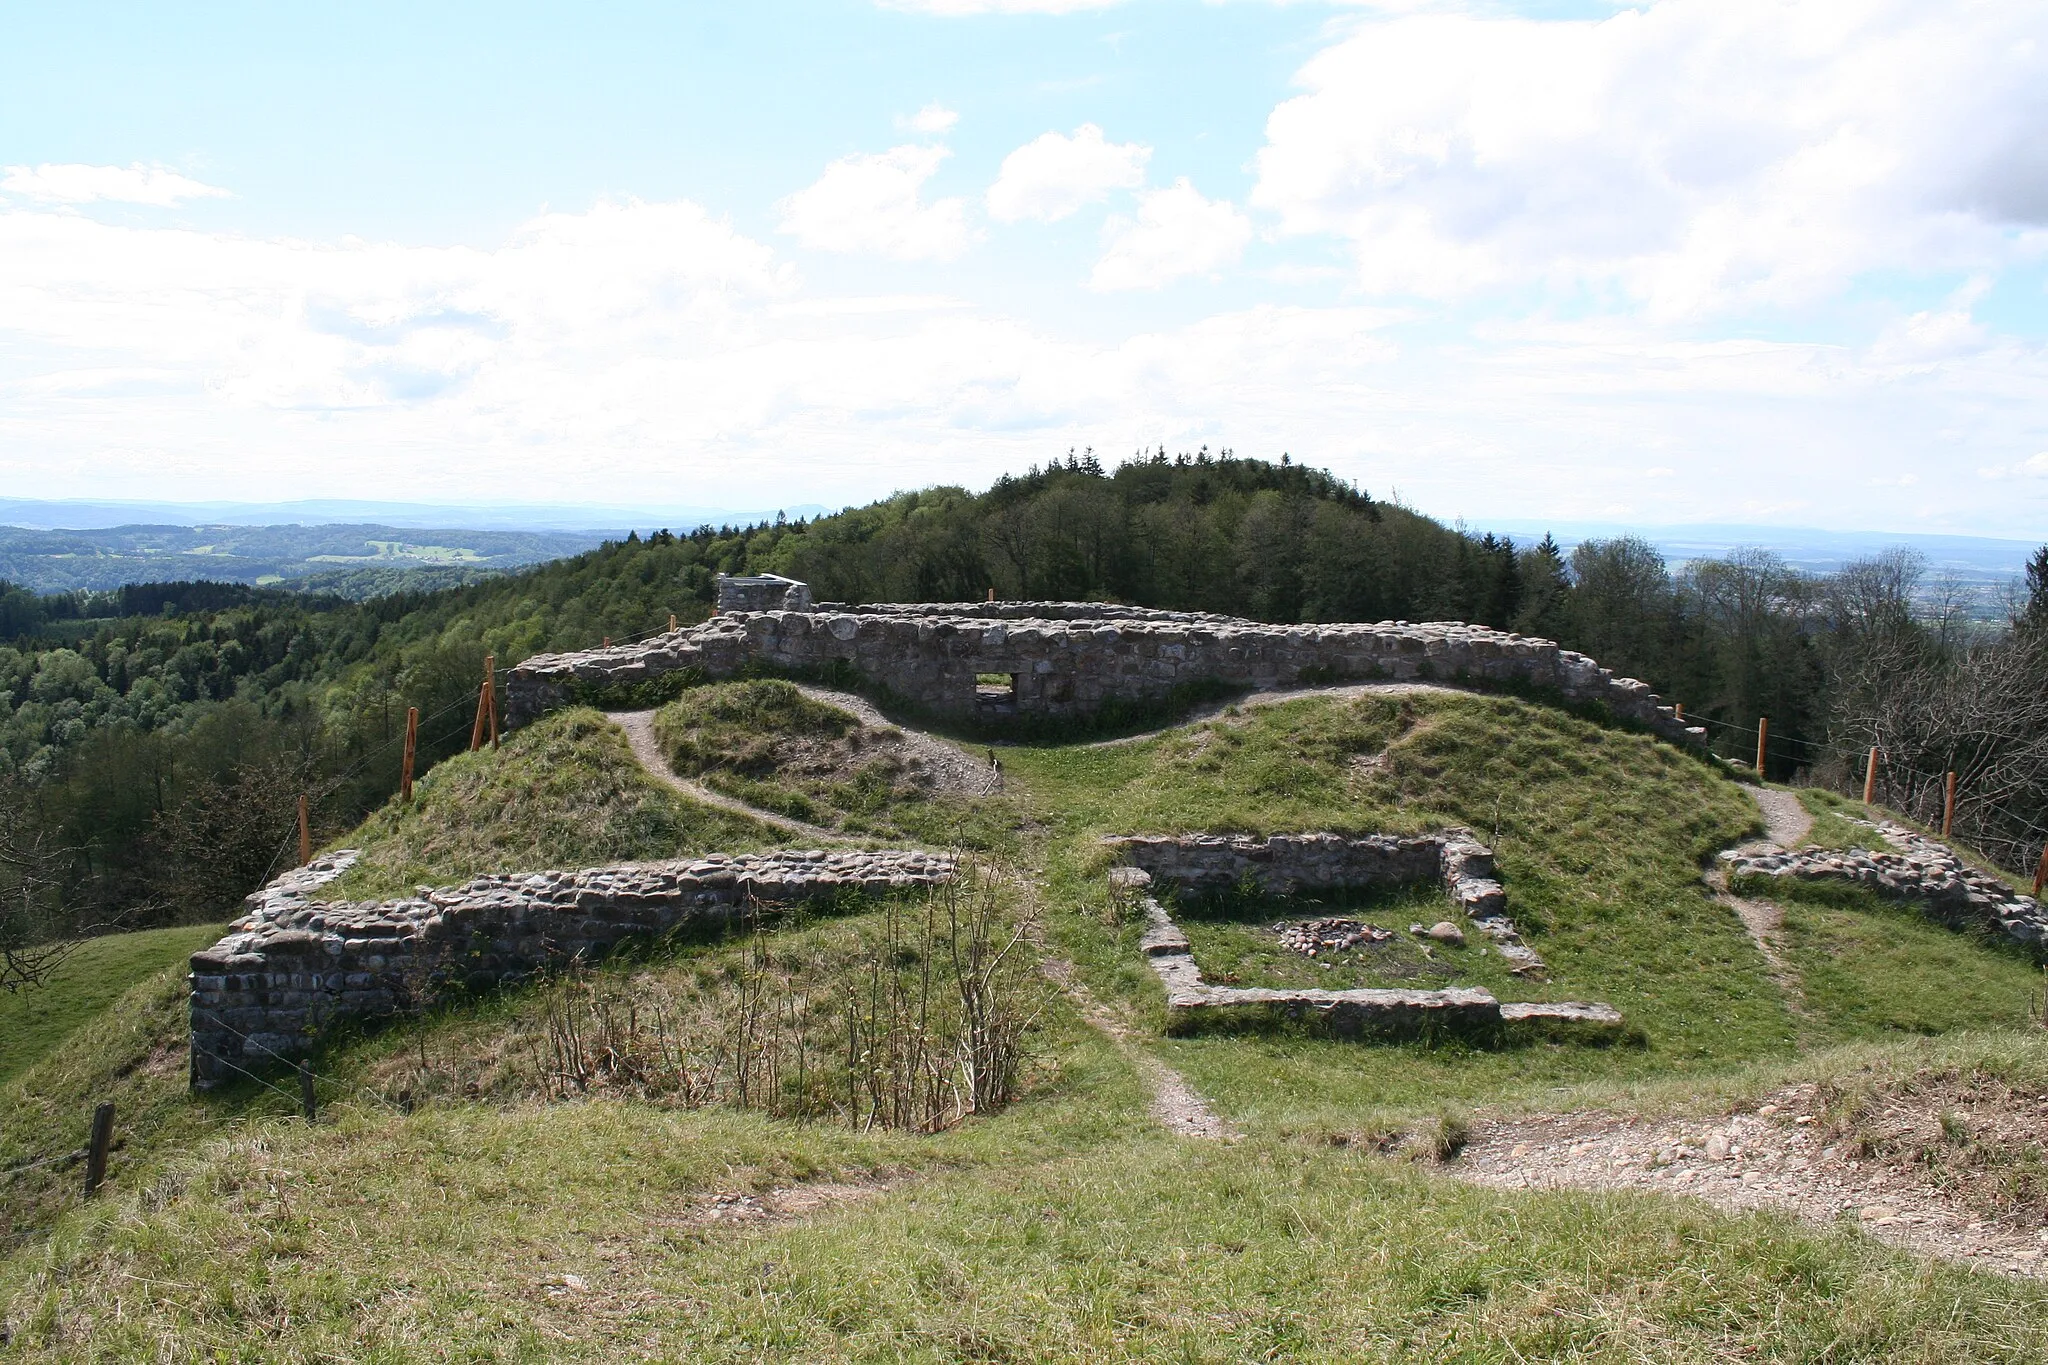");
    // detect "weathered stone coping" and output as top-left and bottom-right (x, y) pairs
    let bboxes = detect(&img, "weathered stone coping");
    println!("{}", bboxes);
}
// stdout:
(189, 849), (956, 1088)
(1720, 820), (2047, 953)
(1104, 830), (1546, 975)
(1111, 870), (1621, 1039)
(506, 603), (1707, 746)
